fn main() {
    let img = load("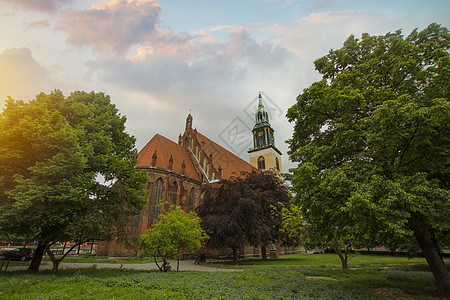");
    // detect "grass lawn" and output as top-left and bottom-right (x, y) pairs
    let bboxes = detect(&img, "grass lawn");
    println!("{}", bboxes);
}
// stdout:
(215, 253), (433, 268)
(49, 252), (433, 267)
(0, 254), (446, 299)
